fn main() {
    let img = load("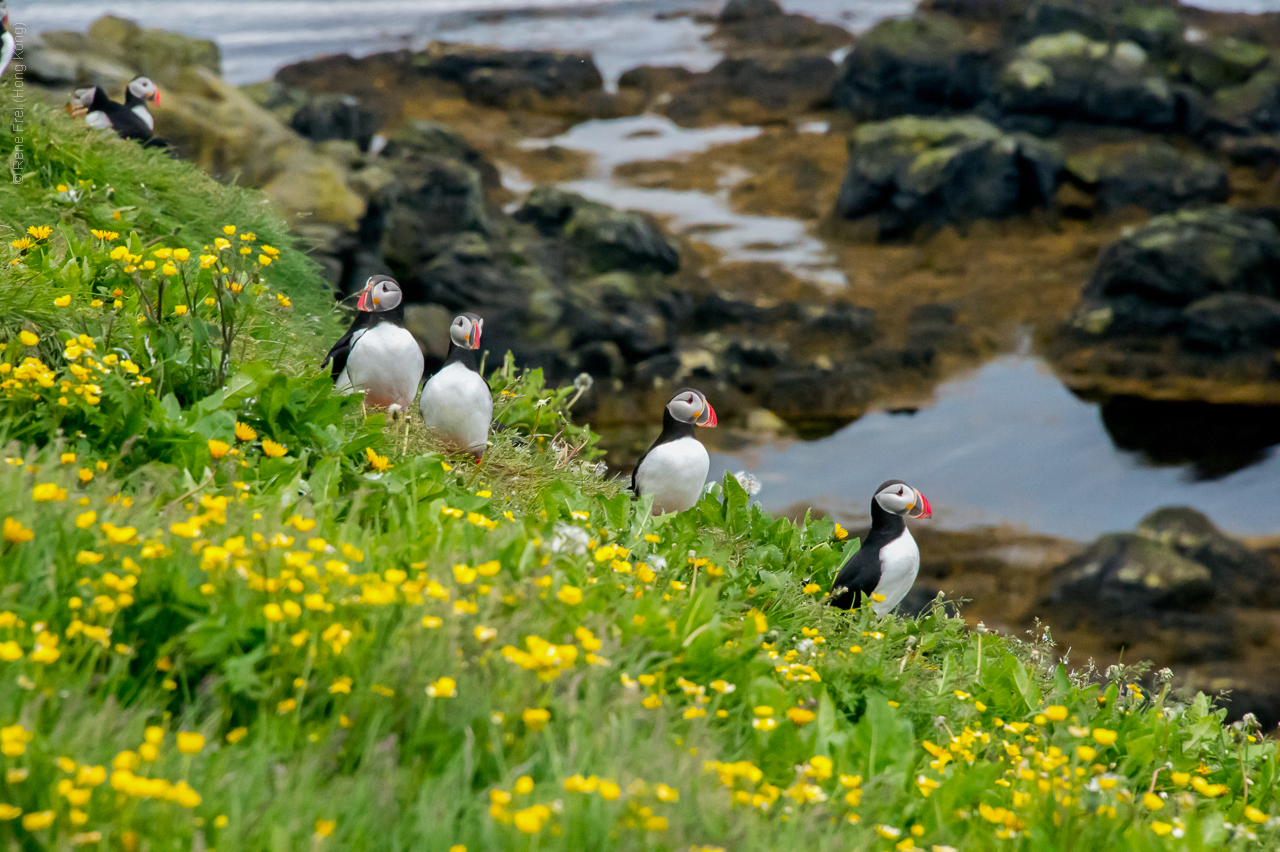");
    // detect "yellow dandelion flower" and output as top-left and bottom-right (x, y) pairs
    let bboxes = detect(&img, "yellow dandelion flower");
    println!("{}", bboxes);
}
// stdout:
(235, 421), (257, 441)
(176, 732), (205, 755)
(27, 226), (52, 240)
(208, 439), (230, 459)
(223, 225), (236, 235)
(364, 447), (391, 472)
(261, 439), (287, 458)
